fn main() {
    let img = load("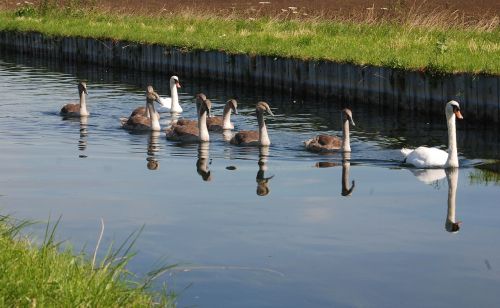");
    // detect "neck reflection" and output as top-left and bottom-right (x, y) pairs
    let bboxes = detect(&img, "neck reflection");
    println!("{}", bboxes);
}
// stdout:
(341, 152), (355, 196)
(78, 116), (88, 158)
(256, 146), (273, 196)
(146, 131), (160, 170)
(445, 168), (461, 233)
(197, 141), (211, 181)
